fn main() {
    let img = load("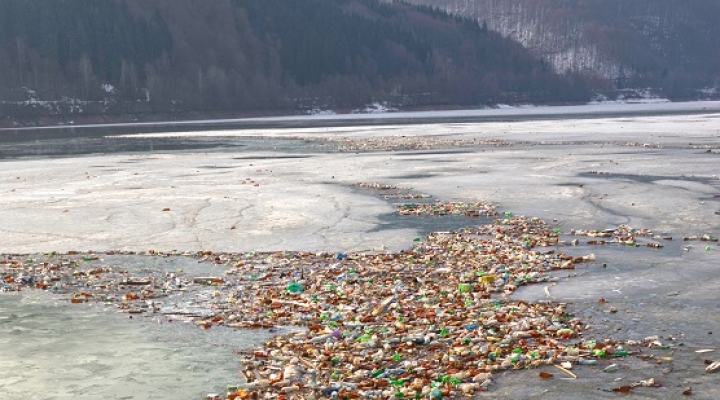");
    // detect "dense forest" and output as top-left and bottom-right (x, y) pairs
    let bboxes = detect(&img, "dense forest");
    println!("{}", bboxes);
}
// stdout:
(410, 0), (720, 99)
(0, 0), (595, 123)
